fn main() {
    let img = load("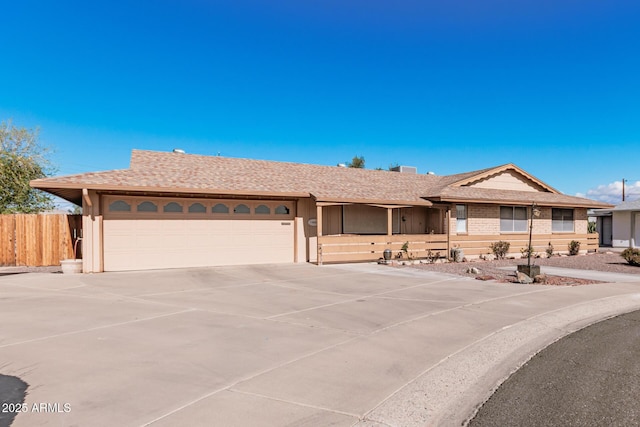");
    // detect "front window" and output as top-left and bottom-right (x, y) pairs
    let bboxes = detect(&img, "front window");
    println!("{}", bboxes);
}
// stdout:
(500, 206), (528, 232)
(552, 208), (574, 232)
(456, 205), (467, 233)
